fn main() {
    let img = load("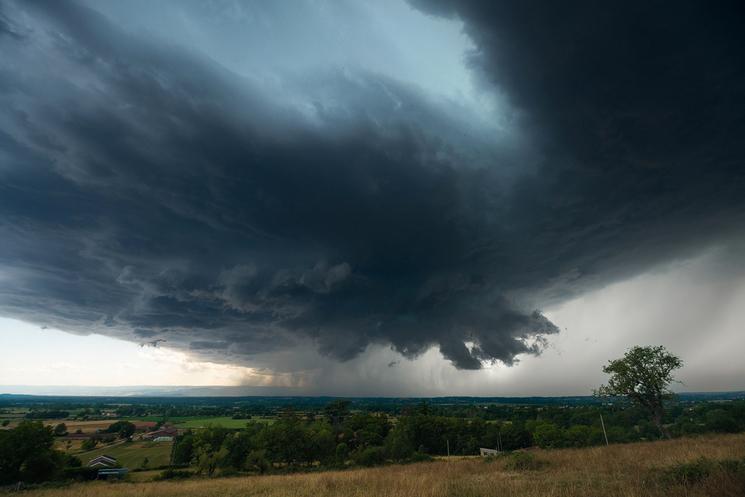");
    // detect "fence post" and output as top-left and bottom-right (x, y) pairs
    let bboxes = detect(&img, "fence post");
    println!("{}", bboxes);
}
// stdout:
(600, 413), (609, 446)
